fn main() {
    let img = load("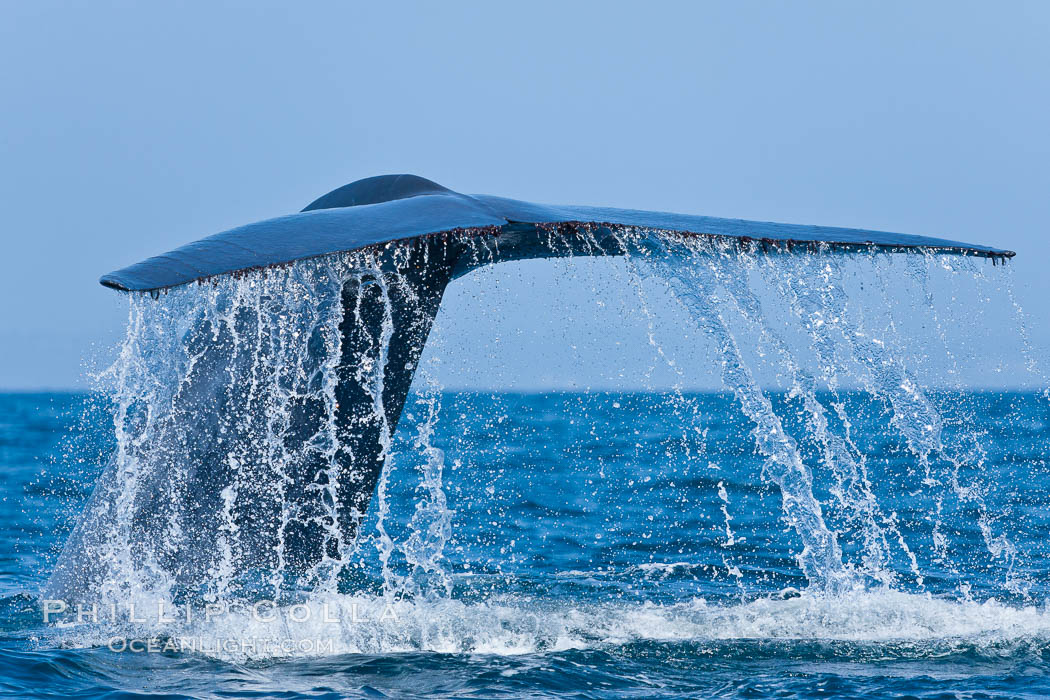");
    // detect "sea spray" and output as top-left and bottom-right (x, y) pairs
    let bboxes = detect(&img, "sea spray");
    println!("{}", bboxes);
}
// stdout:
(625, 239), (852, 593)
(42, 229), (1038, 661)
